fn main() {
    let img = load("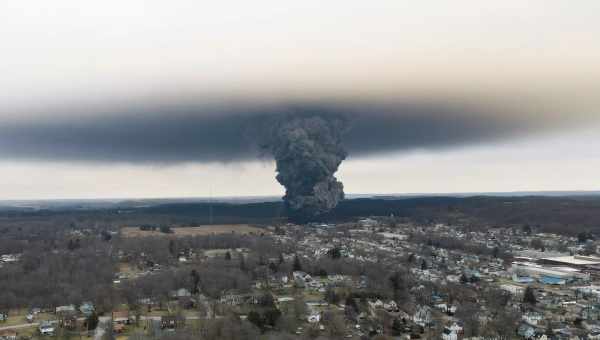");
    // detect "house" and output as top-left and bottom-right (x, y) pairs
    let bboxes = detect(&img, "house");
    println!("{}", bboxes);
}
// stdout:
(161, 315), (185, 329)
(513, 274), (536, 284)
(56, 305), (77, 330)
(540, 276), (566, 285)
(0, 330), (17, 340)
(60, 314), (77, 330)
(442, 328), (458, 340)
(447, 322), (463, 335)
(55, 305), (76, 314)
(384, 300), (399, 312)
(368, 299), (384, 312)
(307, 313), (321, 323)
(170, 288), (192, 298)
(138, 297), (159, 311)
(79, 302), (95, 316)
(359, 218), (378, 228)
(517, 323), (536, 339)
(589, 331), (600, 340)
(307, 280), (323, 290)
(435, 303), (457, 315)
(413, 305), (432, 327)
(220, 293), (243, 306)
(523, 312), (544, 326)
(113, 310), (131, 324)
(293, 271), (312, 288)
(39, 321), (55, 336)
(112, 310), (131, 333)
(276, 296), (295, 303)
